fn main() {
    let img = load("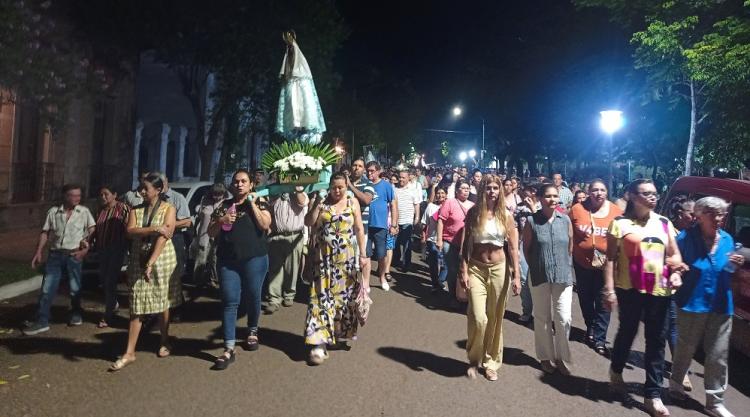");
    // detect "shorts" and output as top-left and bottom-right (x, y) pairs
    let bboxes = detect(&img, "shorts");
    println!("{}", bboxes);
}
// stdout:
(386, 232), (396, 250)
(367, 227), (388, 259)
